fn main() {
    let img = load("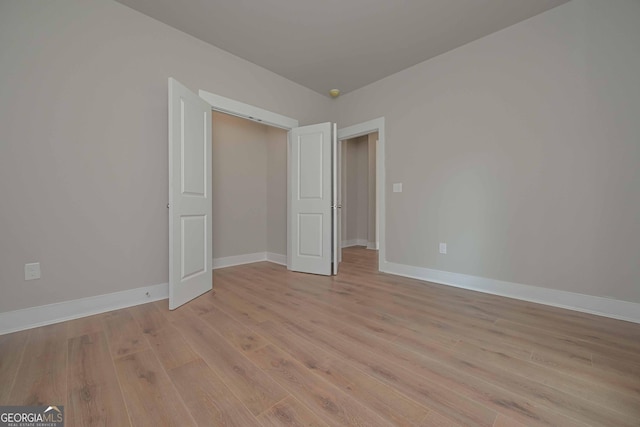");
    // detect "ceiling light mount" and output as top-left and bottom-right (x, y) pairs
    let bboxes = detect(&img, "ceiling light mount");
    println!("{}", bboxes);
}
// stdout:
(329, 89), (340, 98)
